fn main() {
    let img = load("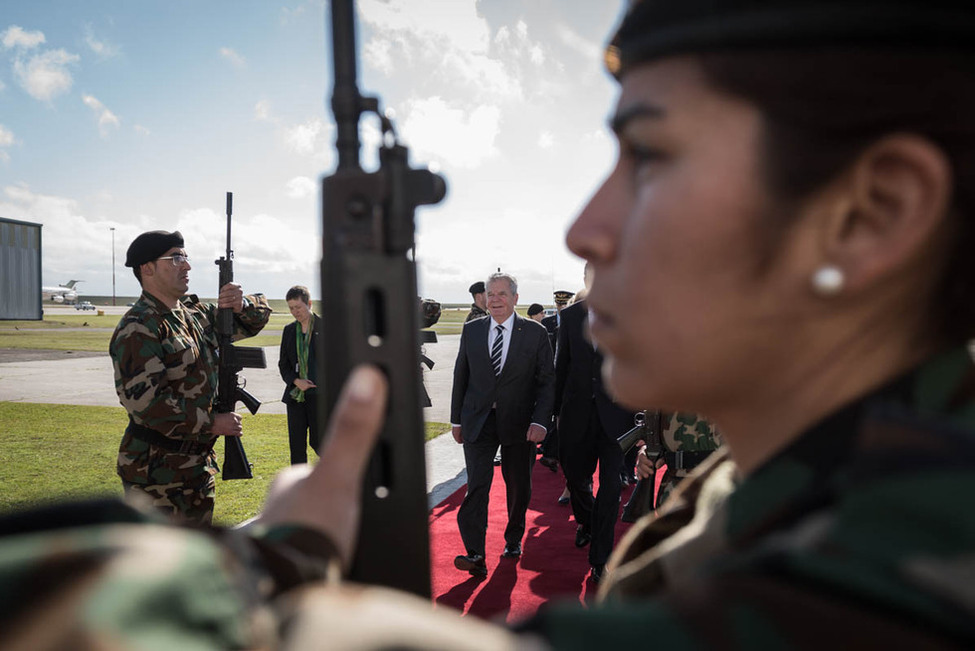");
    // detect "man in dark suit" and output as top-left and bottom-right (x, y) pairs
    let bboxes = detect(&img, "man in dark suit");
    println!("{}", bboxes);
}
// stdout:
(451, 272), (555, 576)
(538, 289), (574, 473)
(554, 269), (635, 583)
